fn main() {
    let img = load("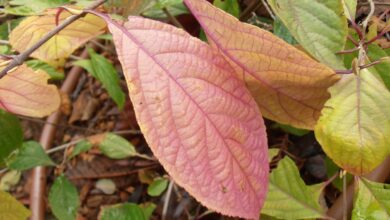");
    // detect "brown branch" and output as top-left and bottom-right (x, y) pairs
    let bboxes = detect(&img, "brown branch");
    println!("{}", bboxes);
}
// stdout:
(0, 0), (106, 80)
(29, 47), (97, 220)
